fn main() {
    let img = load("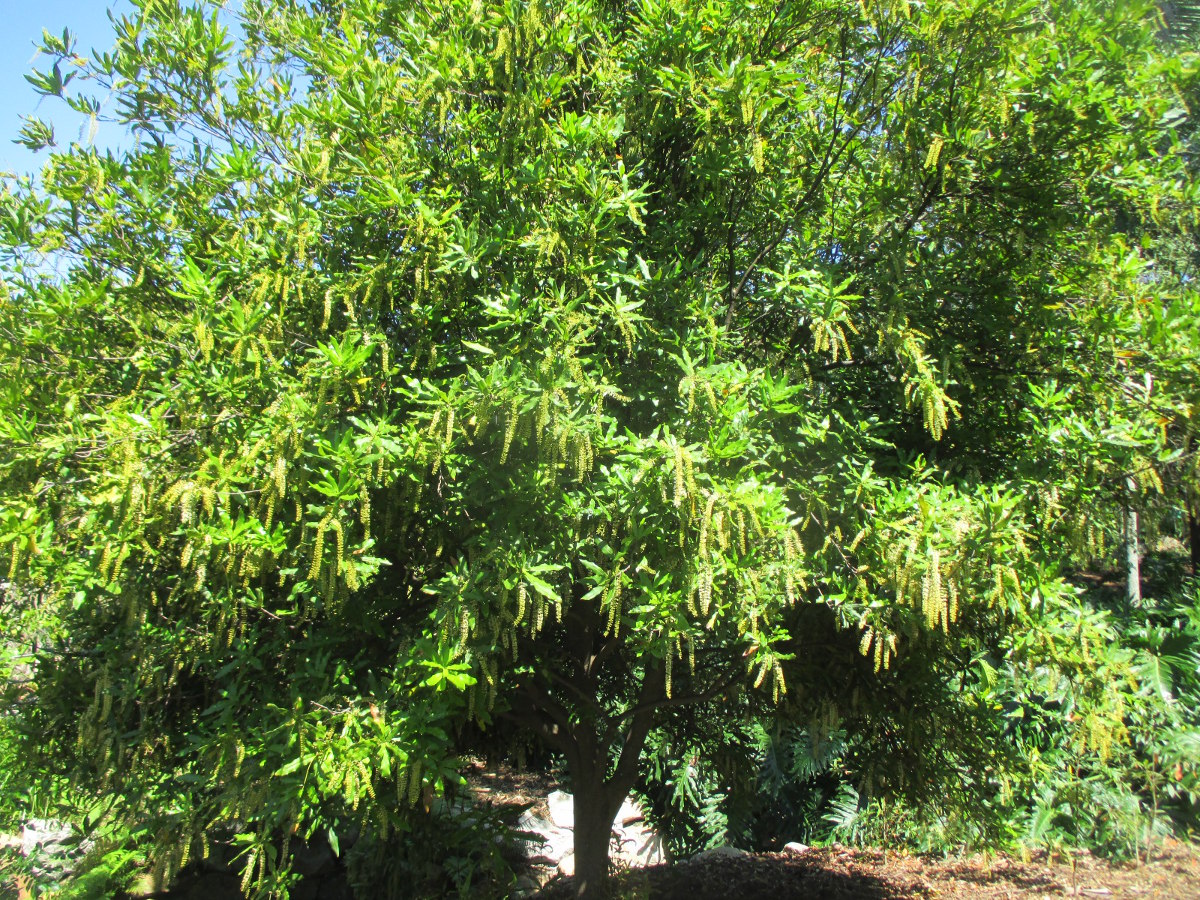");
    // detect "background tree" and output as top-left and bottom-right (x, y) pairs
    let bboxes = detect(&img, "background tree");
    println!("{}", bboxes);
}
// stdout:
(0, 0), (1196, 895)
